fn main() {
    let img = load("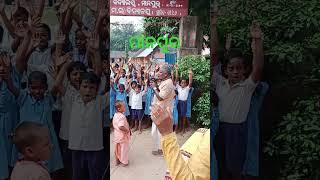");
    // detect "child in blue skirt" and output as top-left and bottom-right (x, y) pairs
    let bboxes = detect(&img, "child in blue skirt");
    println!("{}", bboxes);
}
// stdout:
(172, 90), (179, 131)
(8, 71), (63, 173)
(0, 50), (22, 179)
(144, 77), (155, 128)
(113, 83), (130, 117)
(110, 78), (116, 120)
